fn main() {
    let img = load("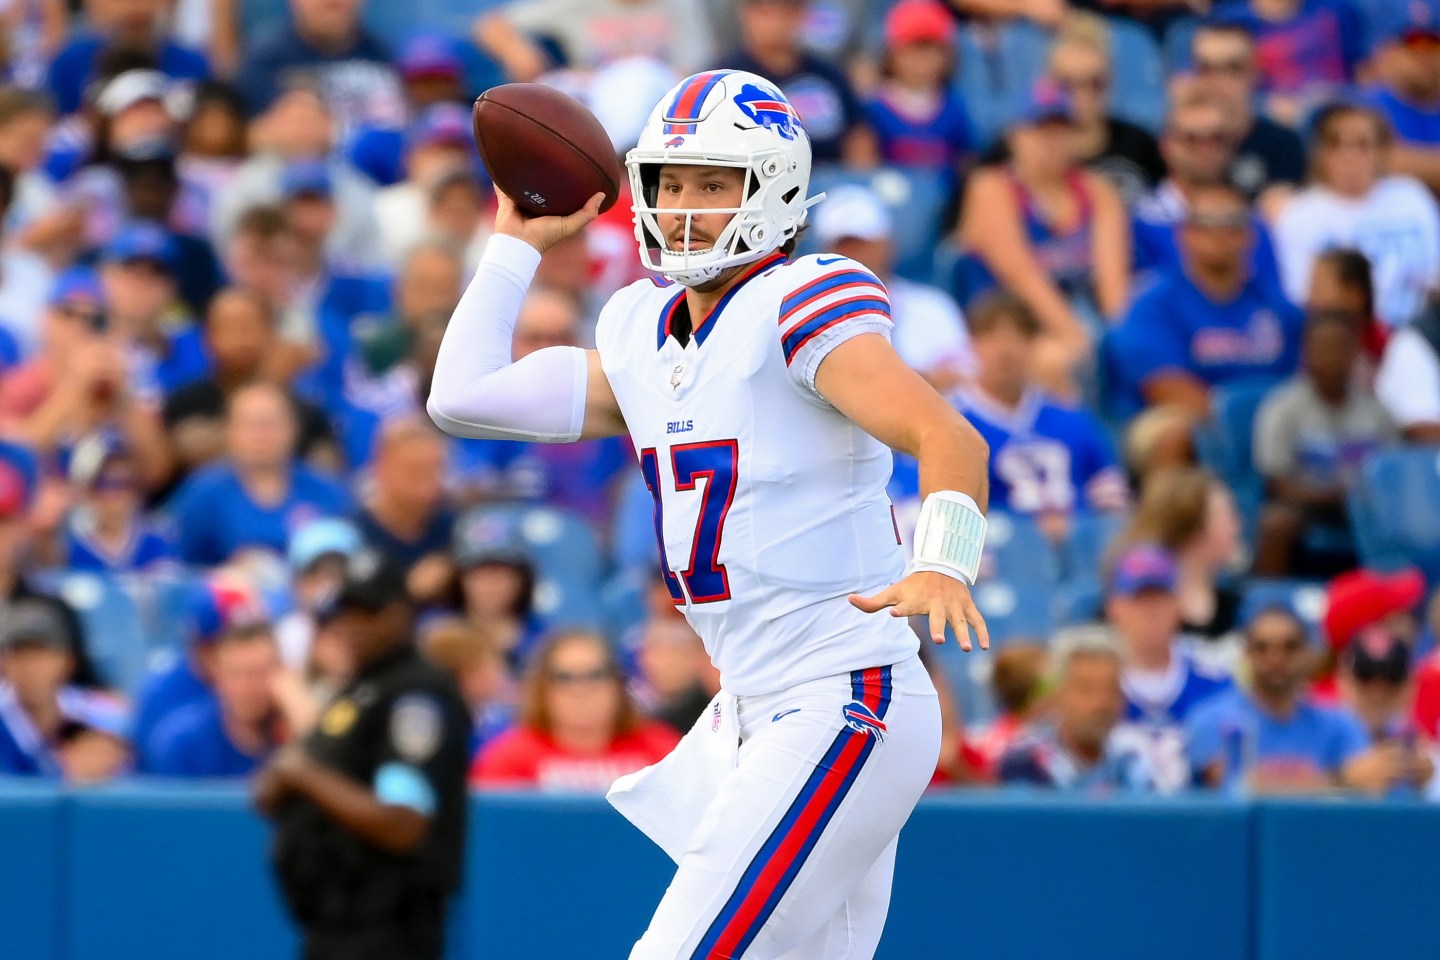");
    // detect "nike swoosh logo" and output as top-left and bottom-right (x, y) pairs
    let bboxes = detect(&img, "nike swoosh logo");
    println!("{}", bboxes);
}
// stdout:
(815, 256), (844, 265)
(772, 708), (801, 722)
